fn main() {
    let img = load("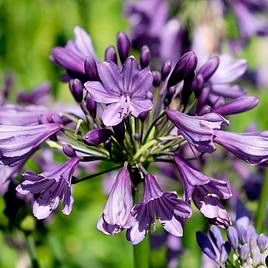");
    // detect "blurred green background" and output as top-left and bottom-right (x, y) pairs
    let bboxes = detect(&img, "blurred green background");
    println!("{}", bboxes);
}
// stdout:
(0, 0), (268, 267)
